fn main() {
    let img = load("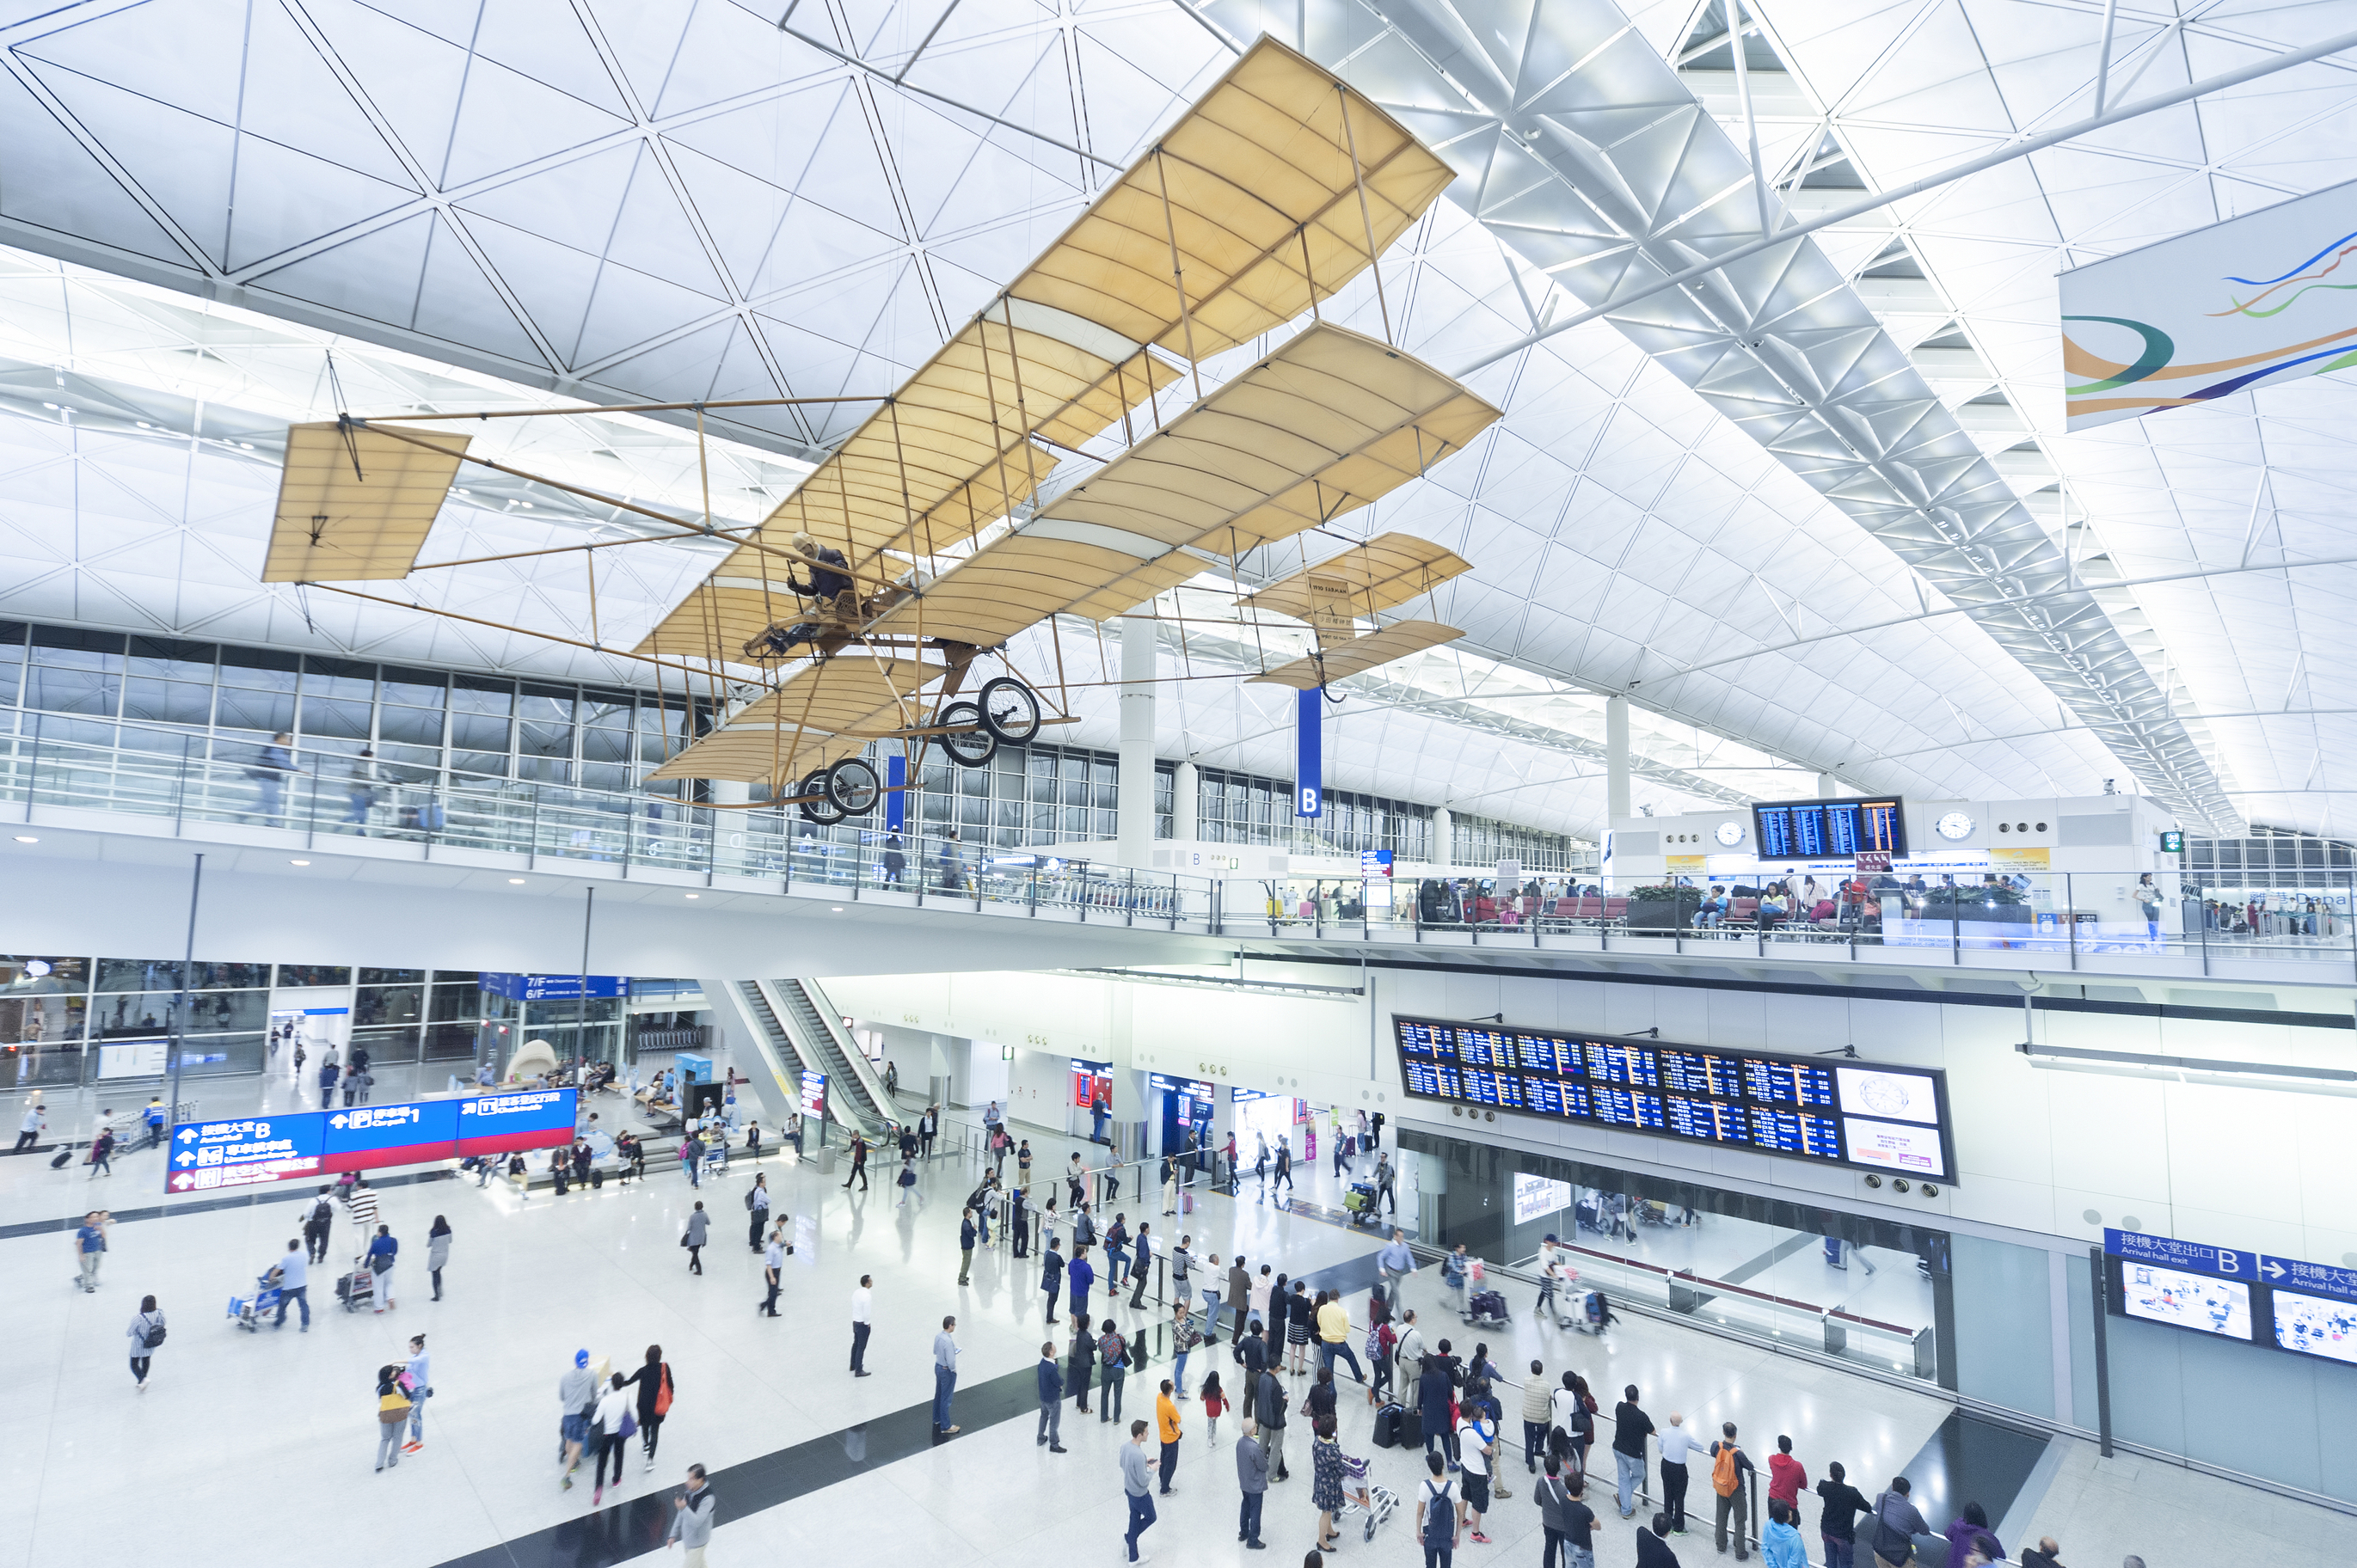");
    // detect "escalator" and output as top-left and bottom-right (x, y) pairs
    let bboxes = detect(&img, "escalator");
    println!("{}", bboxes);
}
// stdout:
(755, 977), (893, 1137)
